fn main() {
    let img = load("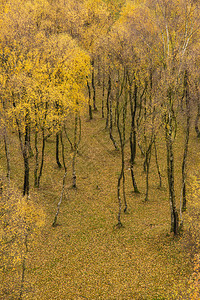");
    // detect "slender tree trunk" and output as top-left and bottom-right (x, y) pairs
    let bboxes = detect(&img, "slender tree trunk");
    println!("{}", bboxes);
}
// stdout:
(23, 122), (30, 196)
(27, 124), (33, 157)
(154, 138), (162, 188)
(37, 128), (46, 188)
(60, 131), (66, 171)
(181, 70), (190, 213)
(102, 72), (105, 118)
(108, 76), (118, 150)
(91, 59), (97, 111)
(195, 104), (200, 137)
(105, 75), (110, 129)
(56, 132), (62, 168)
(195, 82), (200, 137)
(72, 114), (78, 188)
(122, 97), (127, 212)
(129, 79), (139, 193)
(64, 125), (74, 151)
(3, 127), (10, 181)
(34, 129), (39, 187)
(166, 112), (179, 235)
(195, 82), (200, 138)
(52, 170), (67, 227)
(87, 80), (93, 120)
(52, 132), (68, 227)
(97, 55), (101, 86)
(144, 141), (153, 201)
(117, 80), (127, 225)
(13, 100), (30, 196)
